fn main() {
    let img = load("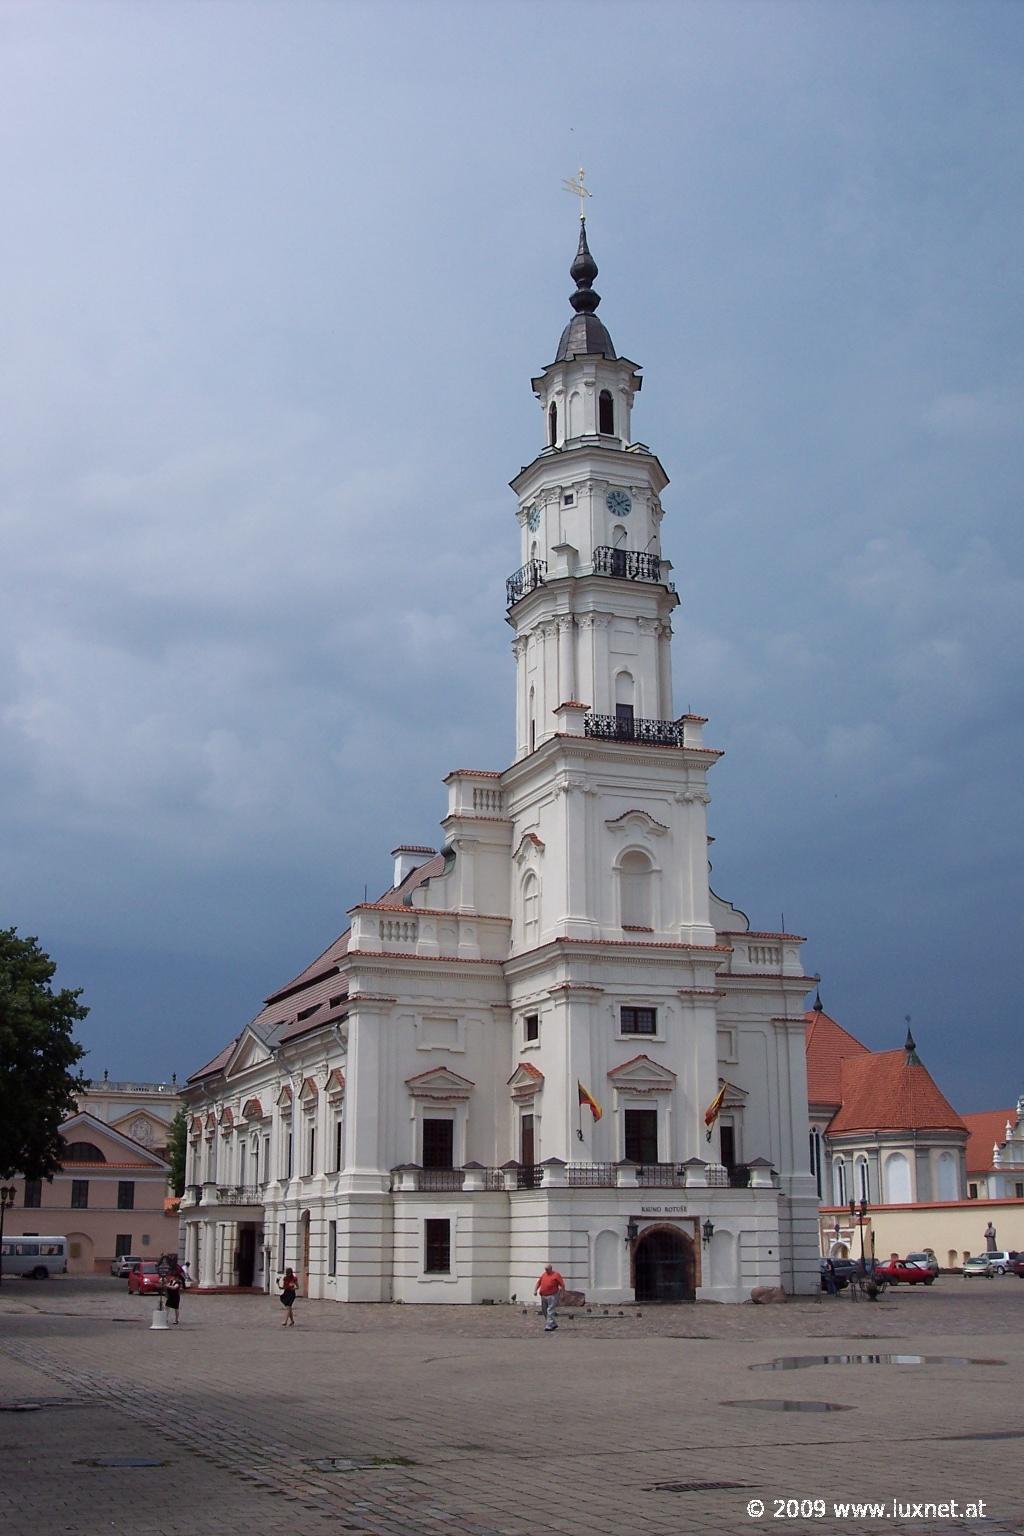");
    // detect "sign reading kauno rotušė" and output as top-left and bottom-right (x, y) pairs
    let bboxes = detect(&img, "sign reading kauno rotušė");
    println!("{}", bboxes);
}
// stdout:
(639, 1205), (688, 1216)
